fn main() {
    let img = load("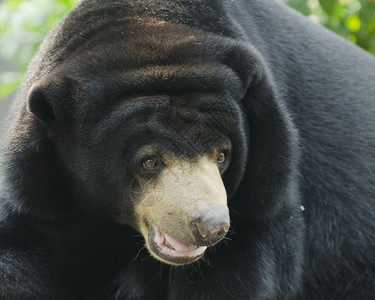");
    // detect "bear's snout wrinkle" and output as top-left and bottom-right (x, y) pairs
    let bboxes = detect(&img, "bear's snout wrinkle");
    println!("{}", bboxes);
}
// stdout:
(192, 205), (230, 246)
